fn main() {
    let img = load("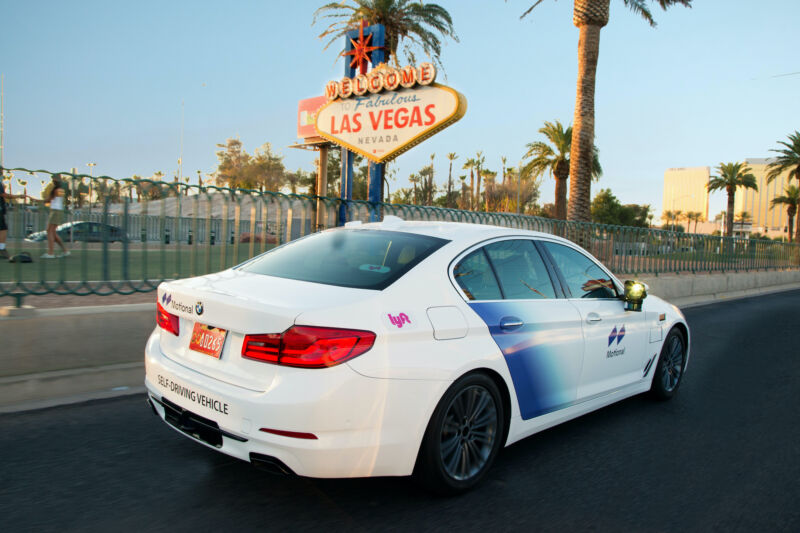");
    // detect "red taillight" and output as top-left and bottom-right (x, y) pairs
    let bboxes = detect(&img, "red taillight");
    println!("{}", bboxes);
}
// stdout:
(242, 326), (375, 368)
(156, 301), (180, 336)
